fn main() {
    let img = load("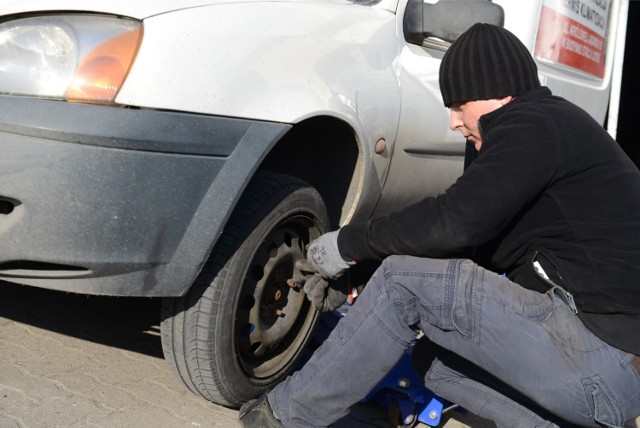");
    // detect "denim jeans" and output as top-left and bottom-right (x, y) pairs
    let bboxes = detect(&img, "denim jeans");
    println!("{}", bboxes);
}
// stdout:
(268, 256), (640, 427)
